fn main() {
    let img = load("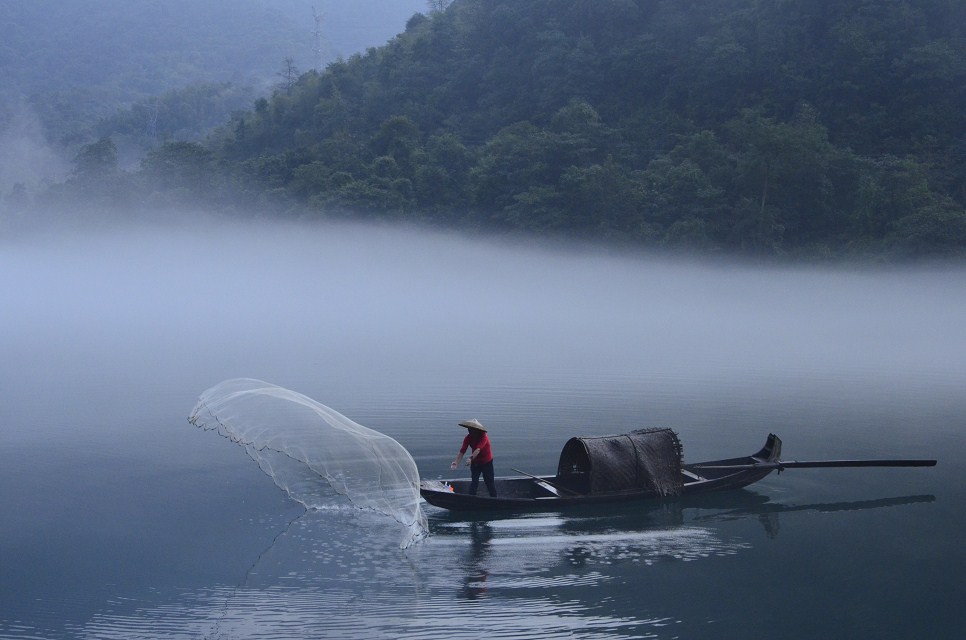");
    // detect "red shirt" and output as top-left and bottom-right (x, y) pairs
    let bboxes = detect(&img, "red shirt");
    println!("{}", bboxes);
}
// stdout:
(460, 431), (493, 465)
